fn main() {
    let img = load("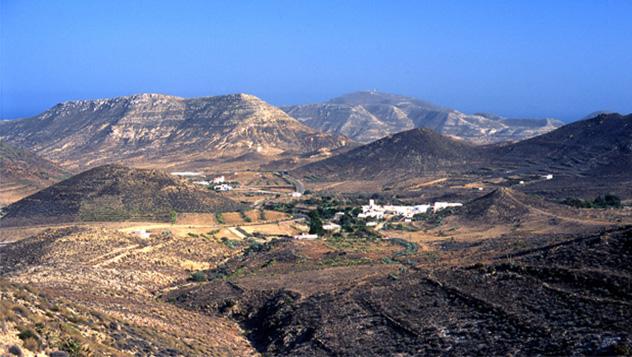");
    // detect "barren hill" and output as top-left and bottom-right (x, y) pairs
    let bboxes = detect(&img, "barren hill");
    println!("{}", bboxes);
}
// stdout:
(462, 188), (531, 224)
(491, 113), (632, 175)
(0, 164), (241, 226)
(0, 140), (69, 205)
(295, 128), (485, 180)
(0, 93), (351, 170)
(295, 113), (632, 194)
(283, 91), (562, 144)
